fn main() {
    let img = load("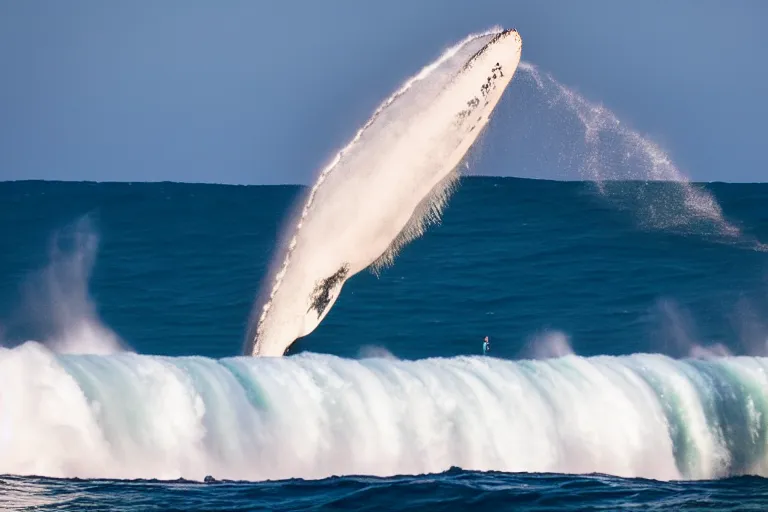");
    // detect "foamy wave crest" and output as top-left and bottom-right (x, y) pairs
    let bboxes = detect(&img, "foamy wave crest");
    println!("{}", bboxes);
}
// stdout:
(3, 343), (768, 482)
(248, 29), (523, 356)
